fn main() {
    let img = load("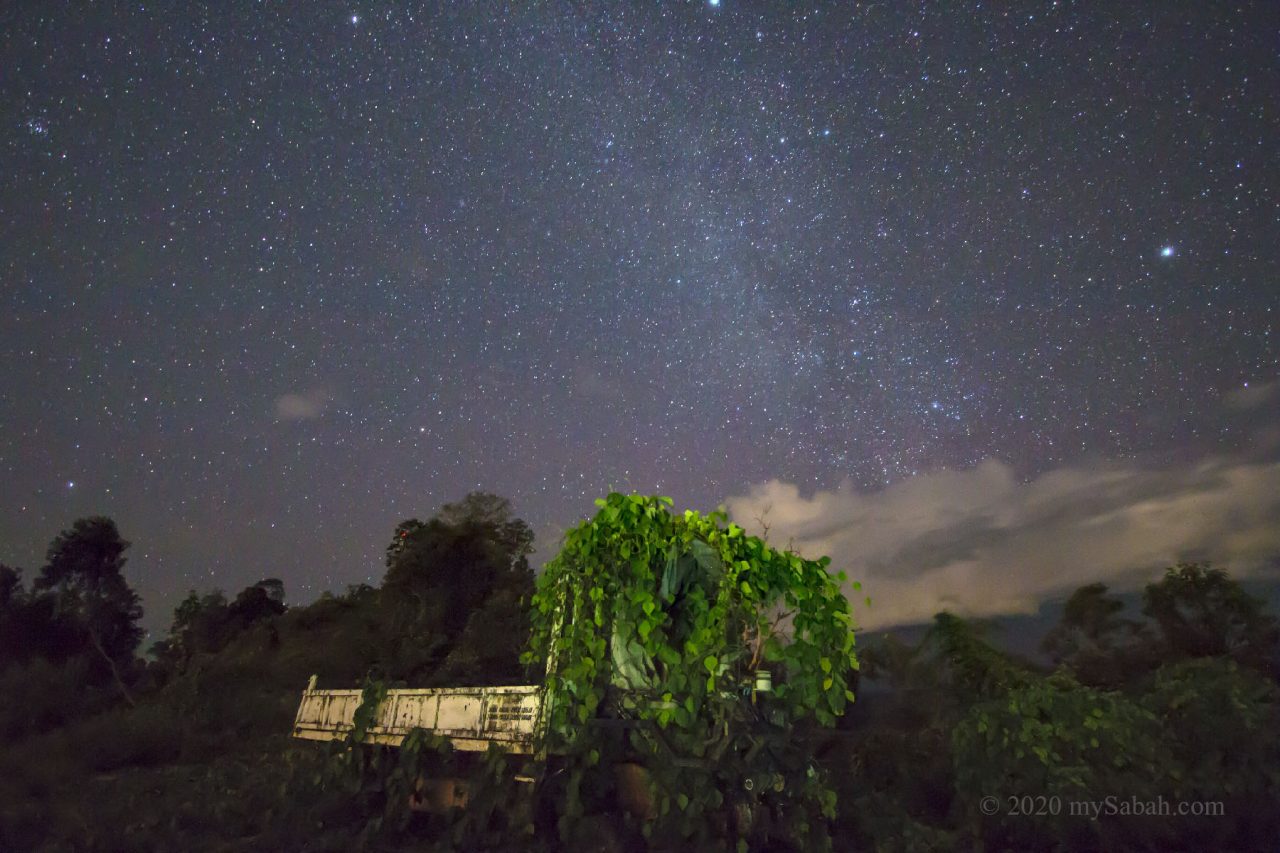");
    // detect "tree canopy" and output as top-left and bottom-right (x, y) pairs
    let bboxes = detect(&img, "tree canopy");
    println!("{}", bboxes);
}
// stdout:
(381, 491), (535, 684)
(1143, 562), (1279, 672)
(35, 518), (143, 701)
